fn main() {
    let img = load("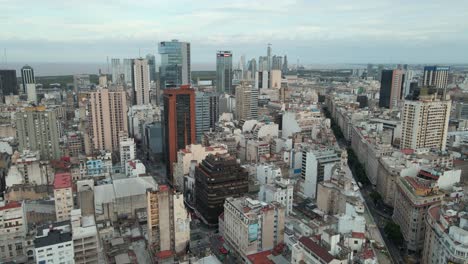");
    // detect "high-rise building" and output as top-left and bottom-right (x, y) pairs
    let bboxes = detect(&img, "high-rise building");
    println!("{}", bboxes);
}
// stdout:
(53, 172), (73, 221)
(195, 91), (219, 143)
(119, 136), (136, 173)
(423, 66), (450, 95)
(392, 176), (443, 252)
(73, 74), (91, 92)
(455, 102), (468, 120)
(216, 51), (233, 94)
(258, 56), (268, 72)
(158, 40), (191, 89)
(0, 70), (18, 100)
(379, 69), (405, 109)
(16, 106), (61, 160)
(122, 58), (134, 85)
(146, 54), (157, 82)
(163, 85), (196, 181)
(132, 58), (151, 105)
(87, 88), (128, 153)
(302, 147), (340, 199)
(146, 185), (190, 254)
(248, 59), (257, 80)
(194, 154), (249, 225)
(21, 65), (37, 103)
(235, 82), (258, 121)
(401, 96), (451, 151)
(272, 55), (282, 70)
(111, 58), (123, 84)
(267, 44), (272, 71)
(223, 197), (285, 257)
(282, 55), (288, 73)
